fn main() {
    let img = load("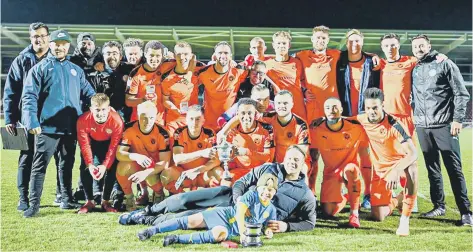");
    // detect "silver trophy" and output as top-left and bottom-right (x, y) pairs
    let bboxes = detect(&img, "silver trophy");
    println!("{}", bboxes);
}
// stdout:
(216, 139), (234, 181)
(242, 223), (263, 247)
